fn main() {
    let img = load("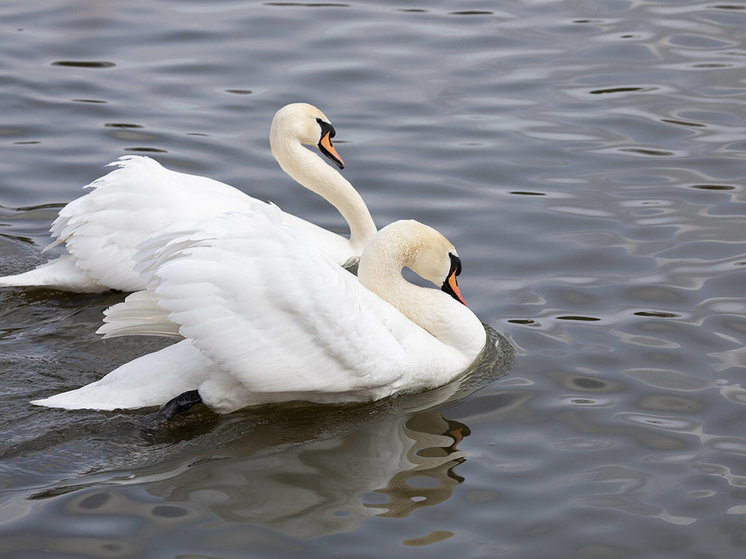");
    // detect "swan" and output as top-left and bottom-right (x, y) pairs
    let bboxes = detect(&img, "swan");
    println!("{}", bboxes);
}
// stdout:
(0, 103), (376, 292)
(31, 205), (488, 414)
